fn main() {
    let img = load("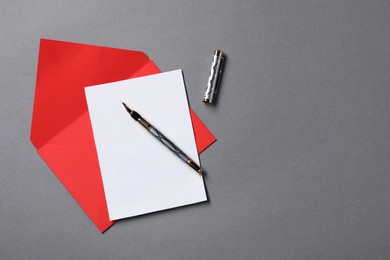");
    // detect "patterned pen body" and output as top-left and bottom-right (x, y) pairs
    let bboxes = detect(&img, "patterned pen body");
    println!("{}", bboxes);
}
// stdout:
(122, 102), (202, 174)
(148, 126), (202, 173)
